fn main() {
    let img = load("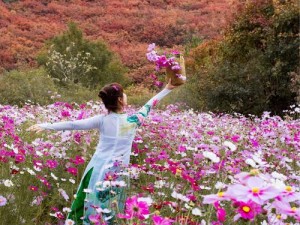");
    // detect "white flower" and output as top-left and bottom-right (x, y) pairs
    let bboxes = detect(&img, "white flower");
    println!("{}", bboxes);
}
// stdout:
(223, 141), (237, 151)
(4, 180), (14, 187)
(102, 181), (111, 188)
(154, 180), (165, 188)
(192, 207), (202, 216)
(203, 151), (220, 163)
(63, 207), (71, 213)
(185, 203), (192, 209)
(96, 208), (111, 214)
(69, 178), (75, 184)
(26, 168), (36, 175)
(33, 166), (41, 172)
(215, 181), (227, 189)
(51, 173), (58, 180)
(245, 158), (257, 168)
(65, 219), (75, 225)
(138, 197), (153, 206)
(271, 171), (287, 181)
(171, 191), (189, 202)
(199, 185), (211, 190)
(252, 154), (267, 167)
(261, 220), (268, 225)
(36, 151), (43, 157)
(111, 181), (126, 187)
